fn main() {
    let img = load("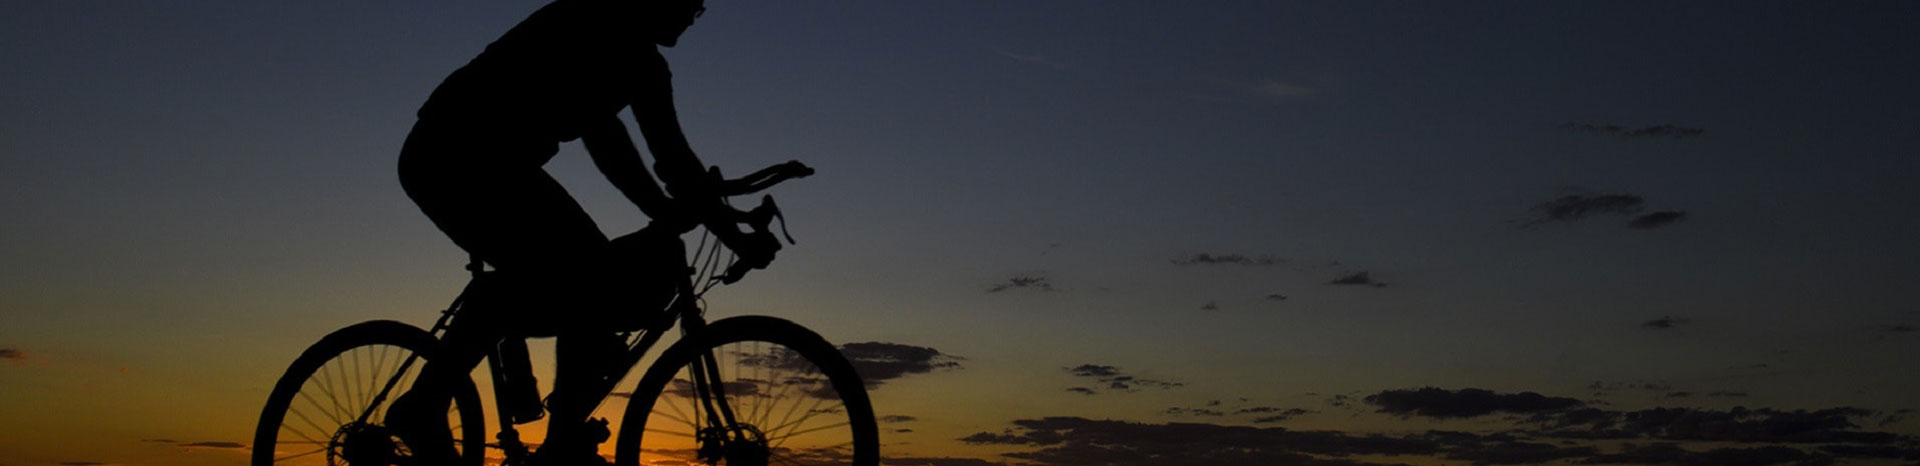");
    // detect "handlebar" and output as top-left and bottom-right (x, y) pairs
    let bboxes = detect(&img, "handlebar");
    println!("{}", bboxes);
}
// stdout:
(685, 160), (813, 285)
